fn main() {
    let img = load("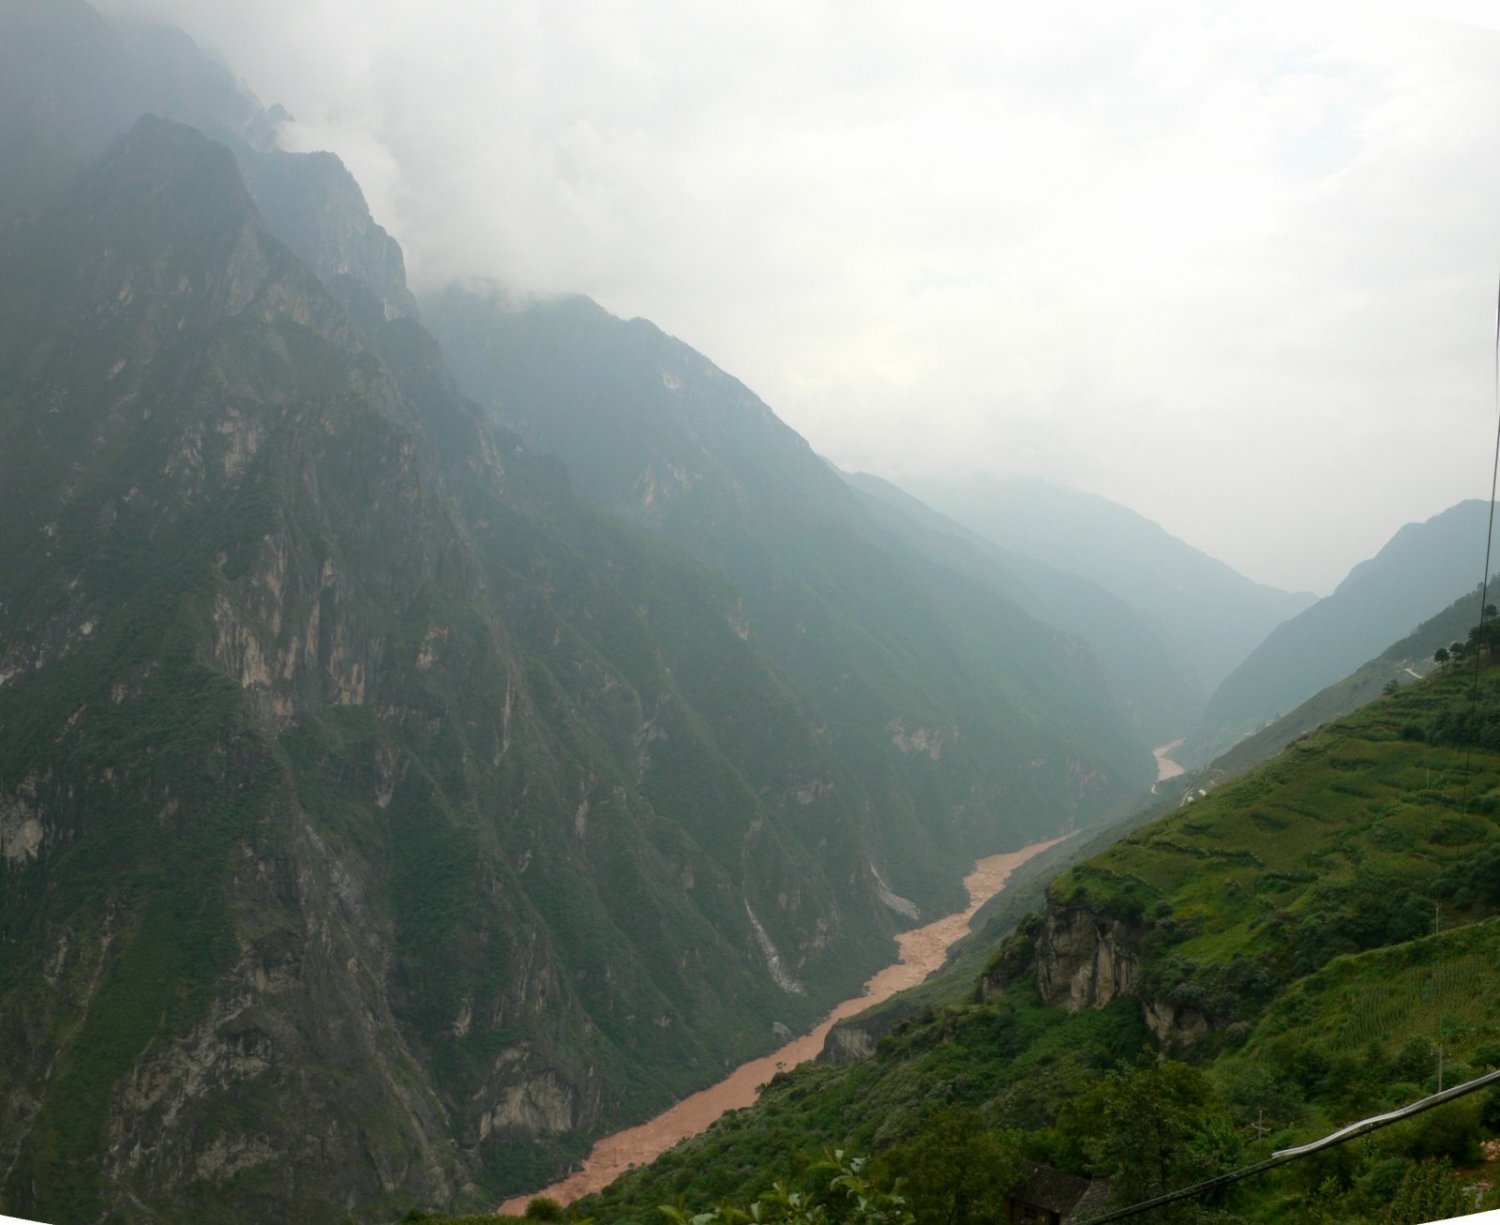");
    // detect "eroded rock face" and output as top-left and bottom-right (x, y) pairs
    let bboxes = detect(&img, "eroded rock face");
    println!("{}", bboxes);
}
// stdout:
(0, 779), (46, 866)
(1142, 998), (1212, 1048)
(1035, 903), (1140, 1012)
(478, 1069), (578, 1141)
(820, 1025), (877, 1065)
